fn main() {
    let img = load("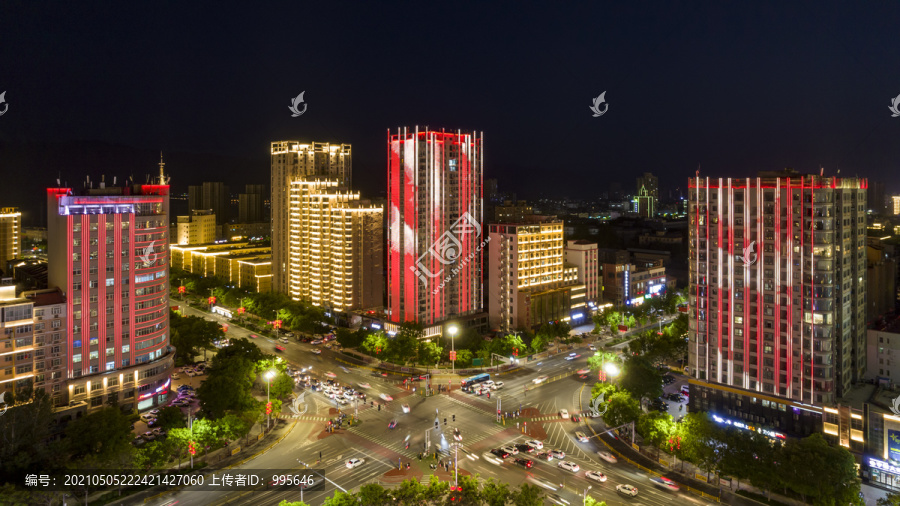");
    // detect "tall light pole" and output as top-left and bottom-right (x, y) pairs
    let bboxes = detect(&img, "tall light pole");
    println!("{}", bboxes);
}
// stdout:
(448, 325), (458, 375)
(583, 485), (592, 506)
(265, 370), (275, 430)
(450, 442), (462, 487)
